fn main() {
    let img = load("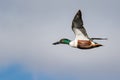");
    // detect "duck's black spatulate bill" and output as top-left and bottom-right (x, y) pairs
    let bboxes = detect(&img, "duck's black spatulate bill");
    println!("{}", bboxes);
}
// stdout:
(53, 42), (60, 45)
